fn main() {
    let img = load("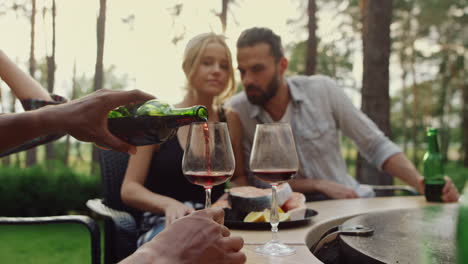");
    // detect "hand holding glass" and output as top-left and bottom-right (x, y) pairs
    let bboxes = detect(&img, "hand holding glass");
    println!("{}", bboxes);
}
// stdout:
(250, 123), (299, 256)
(182, 122), (235, 208)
